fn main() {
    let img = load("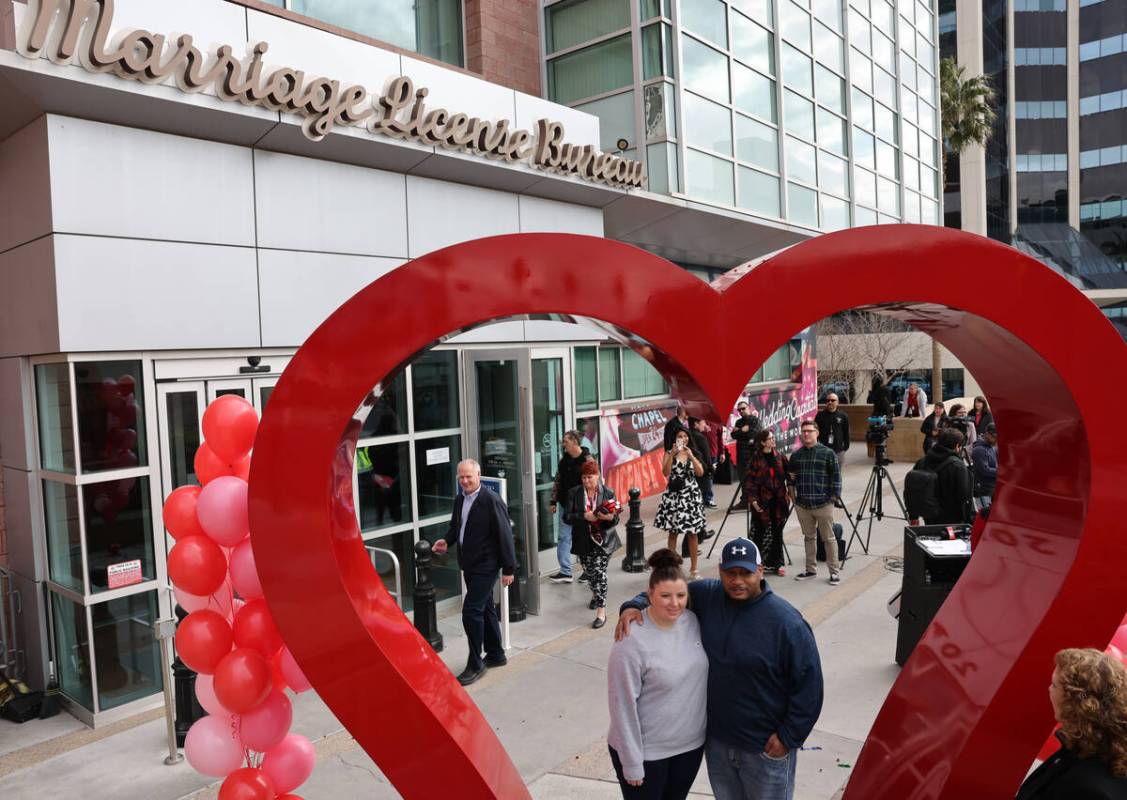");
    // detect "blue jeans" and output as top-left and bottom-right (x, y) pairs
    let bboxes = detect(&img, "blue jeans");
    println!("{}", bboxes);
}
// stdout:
(556, 510), (573, 576)
(705, 737), (796, 800)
